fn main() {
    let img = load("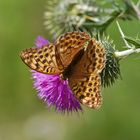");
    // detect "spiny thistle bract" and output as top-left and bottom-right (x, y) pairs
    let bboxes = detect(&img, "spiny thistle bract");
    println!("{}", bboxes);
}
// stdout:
(98, 35), (121, 87)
